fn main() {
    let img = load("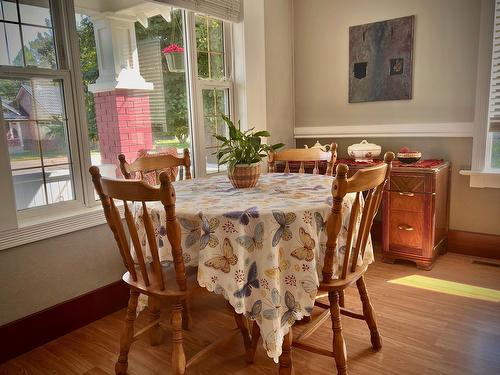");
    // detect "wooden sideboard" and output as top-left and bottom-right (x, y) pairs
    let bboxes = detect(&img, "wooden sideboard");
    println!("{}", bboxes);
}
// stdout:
(382, 161), (450, 270)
